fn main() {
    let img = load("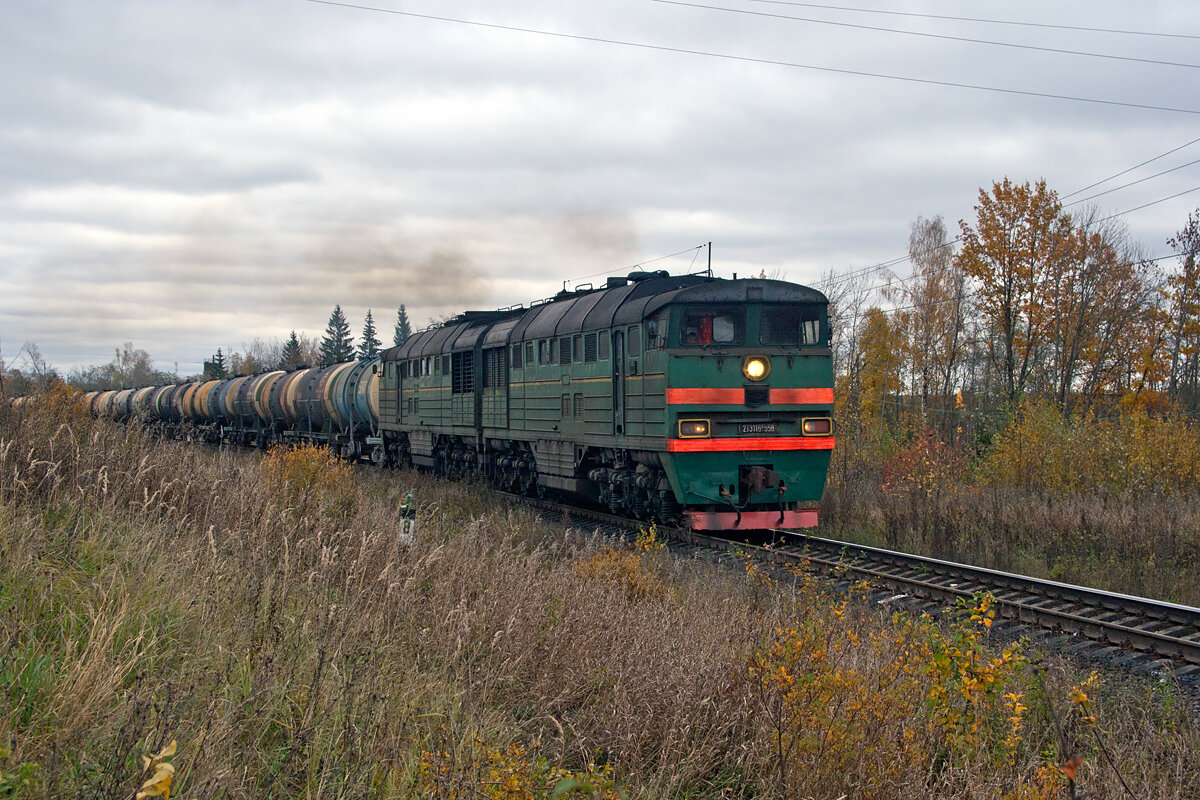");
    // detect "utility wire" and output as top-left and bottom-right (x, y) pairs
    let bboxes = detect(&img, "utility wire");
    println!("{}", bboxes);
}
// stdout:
(820, 238), (959, 291)
(1099, 185), (1200, 220)
(832, 182), (1198, 296)
(566, 245), (708, 284)
(656, 0), (1200, 70)
(844, 249), (1180, 321)
(1065, 157), (1200, 207)
(302, 1), (1198, 287)
(302, 0), (1200, 115)
(1062, 135), (1200, 199)
(746, 0), (1200, 41)
(834, 155), (1200, 289)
